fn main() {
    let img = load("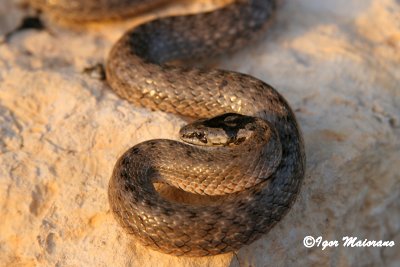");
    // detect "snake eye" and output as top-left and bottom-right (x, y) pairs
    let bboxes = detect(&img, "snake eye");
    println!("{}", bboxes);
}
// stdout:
(196, 132), (208, 144)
